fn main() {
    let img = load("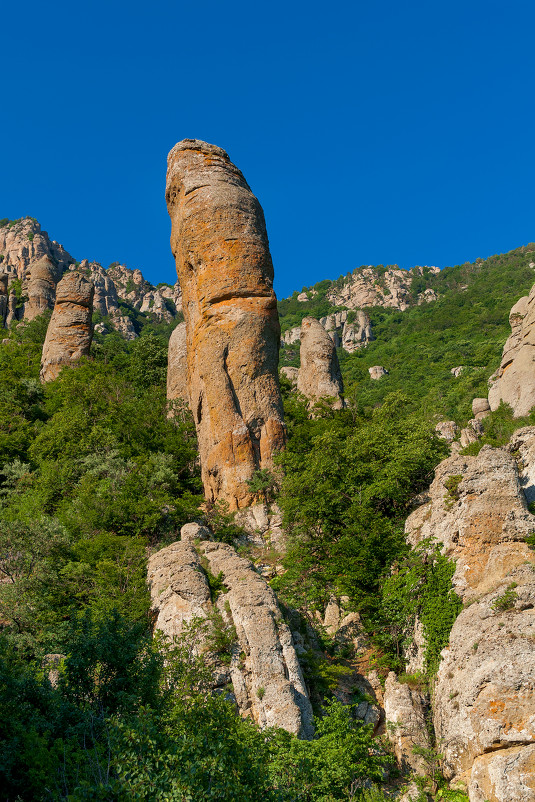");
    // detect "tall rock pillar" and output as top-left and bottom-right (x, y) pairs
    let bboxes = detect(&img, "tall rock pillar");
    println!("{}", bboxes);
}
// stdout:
(166, 139), (286, 510)
(40, 272), (94, 382)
